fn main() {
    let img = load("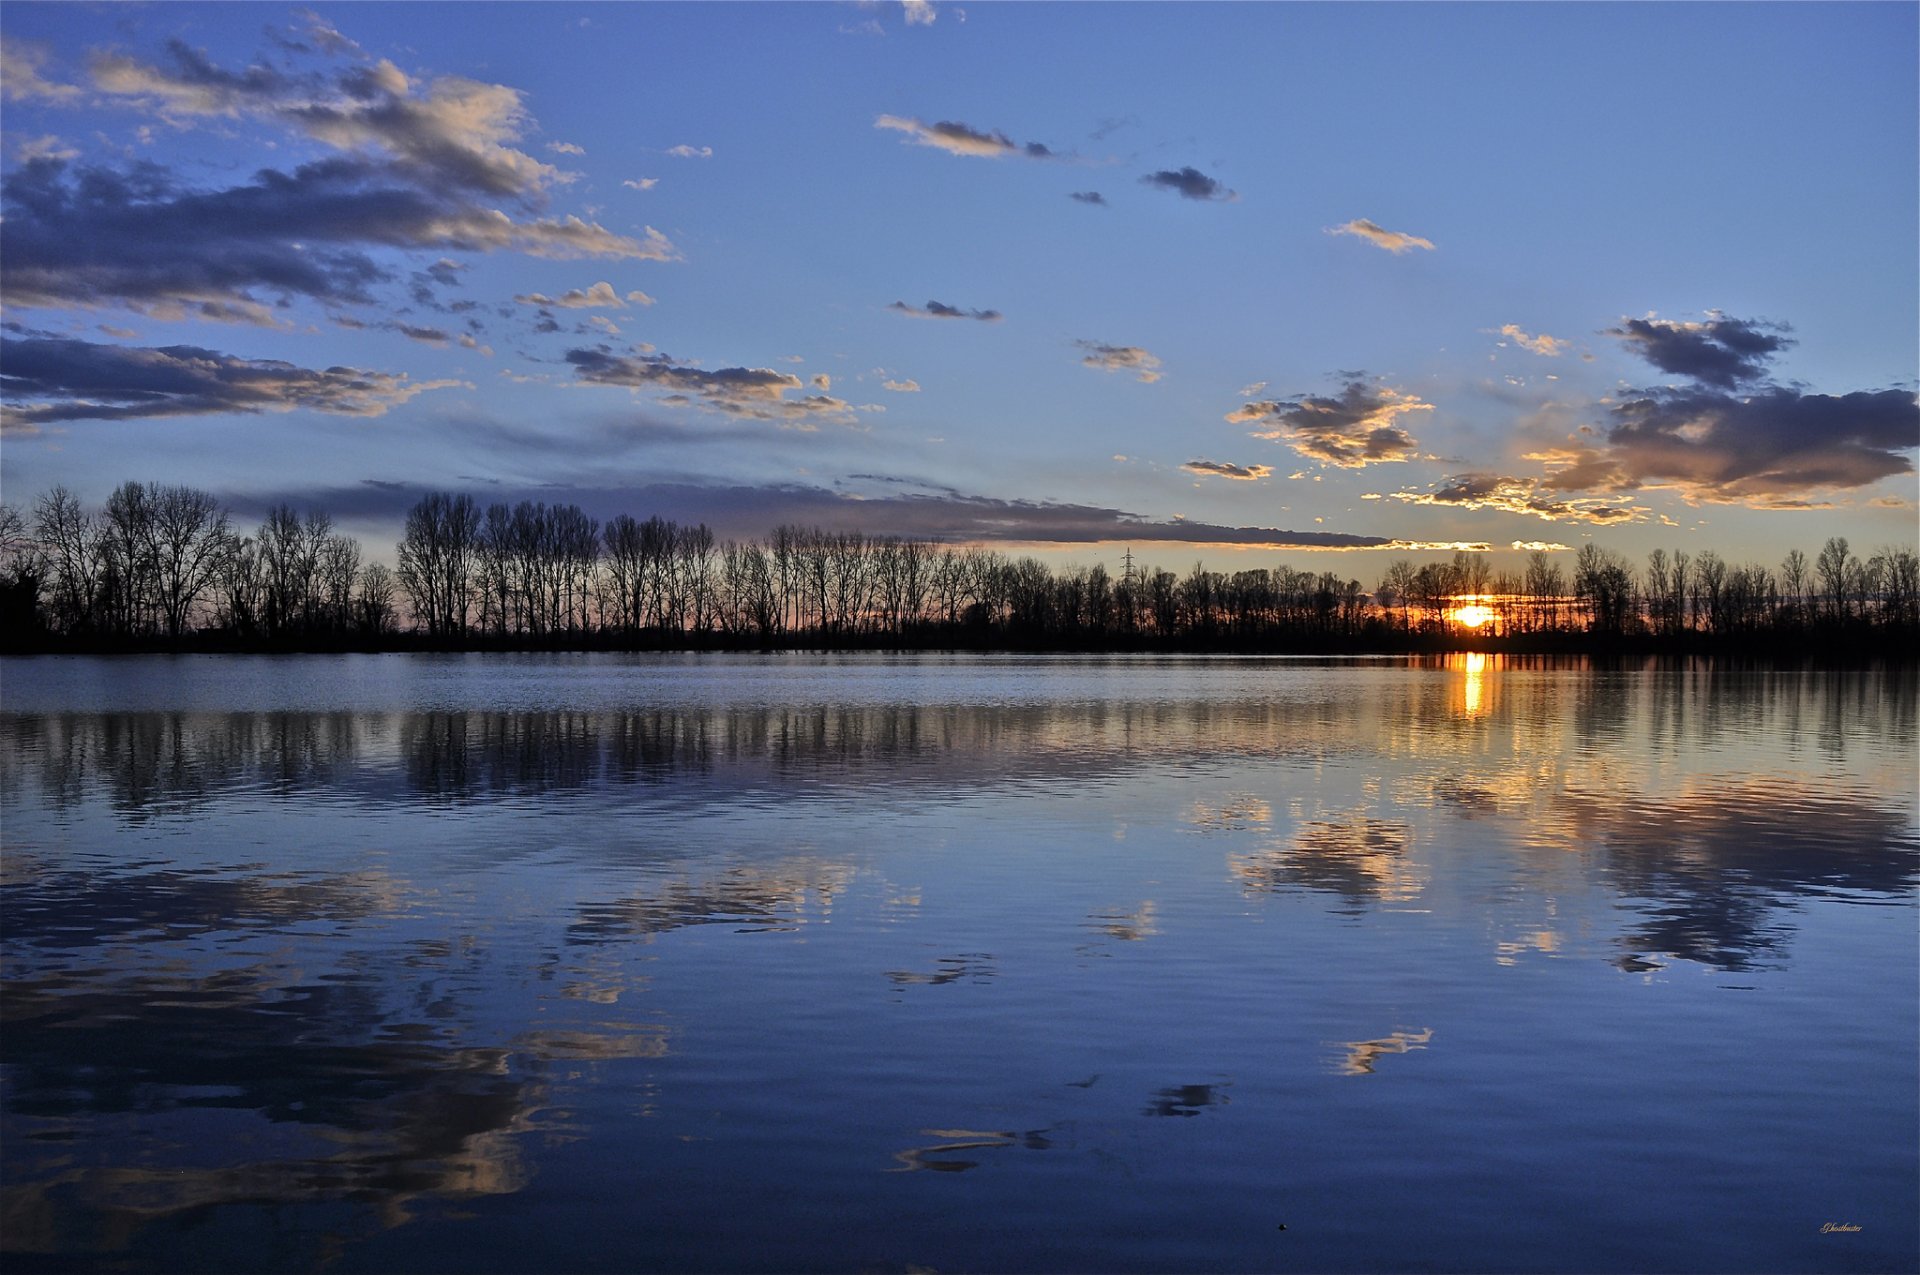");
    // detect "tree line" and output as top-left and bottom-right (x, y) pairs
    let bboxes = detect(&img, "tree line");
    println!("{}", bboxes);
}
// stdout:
(3, 483), (1915, 651)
